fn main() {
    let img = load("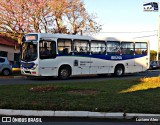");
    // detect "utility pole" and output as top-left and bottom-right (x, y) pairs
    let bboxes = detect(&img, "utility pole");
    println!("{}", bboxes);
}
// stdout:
(80, 30), (83, 36)
(157, 15), (160, 61)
